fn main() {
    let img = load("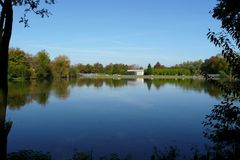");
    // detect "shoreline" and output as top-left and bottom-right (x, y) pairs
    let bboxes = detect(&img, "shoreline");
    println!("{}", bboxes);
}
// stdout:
(10, 75), (227, 82)
(78, 74), (205, 80)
